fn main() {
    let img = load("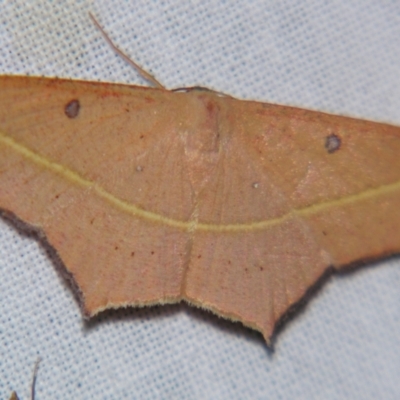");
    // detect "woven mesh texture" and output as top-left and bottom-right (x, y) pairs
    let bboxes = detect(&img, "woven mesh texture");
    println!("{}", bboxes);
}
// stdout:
(1, 1), (400, 399)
